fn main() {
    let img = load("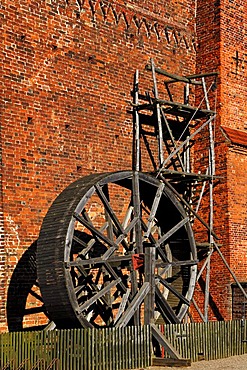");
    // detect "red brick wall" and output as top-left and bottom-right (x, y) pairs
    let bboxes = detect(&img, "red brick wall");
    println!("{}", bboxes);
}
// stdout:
(1, 0), (246, 332)
(0, 0), (196, 331)
(194, 0), (247, 321)
(220, 0), (247, 315)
